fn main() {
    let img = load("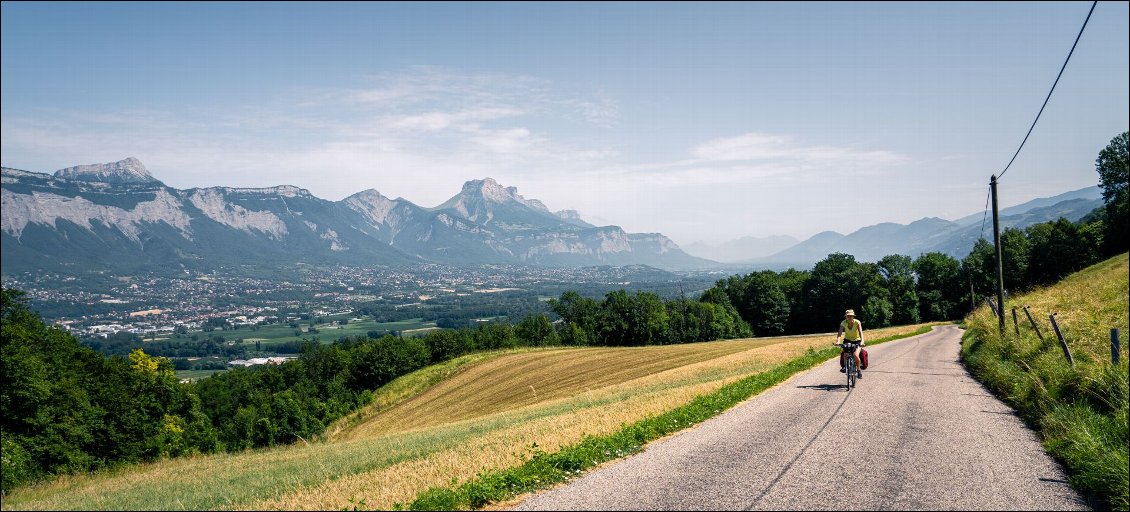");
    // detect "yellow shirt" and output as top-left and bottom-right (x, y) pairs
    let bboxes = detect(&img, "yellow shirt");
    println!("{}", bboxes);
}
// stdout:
(840, 318), (862, 342)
